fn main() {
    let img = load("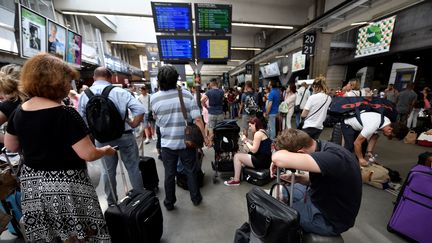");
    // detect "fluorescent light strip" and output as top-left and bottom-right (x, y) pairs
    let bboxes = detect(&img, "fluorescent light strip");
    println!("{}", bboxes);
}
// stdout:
(232, 23), (293, 29)
(111, 41), (146, 46)
(231, 47), (262, 51)
(350, 21), (368, 26)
